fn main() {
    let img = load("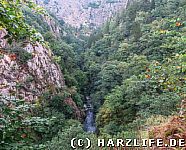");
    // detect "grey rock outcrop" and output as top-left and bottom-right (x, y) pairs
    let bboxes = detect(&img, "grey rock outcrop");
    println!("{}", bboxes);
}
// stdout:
(36, 0), (129, 28)
(0, 29), (64, 102)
